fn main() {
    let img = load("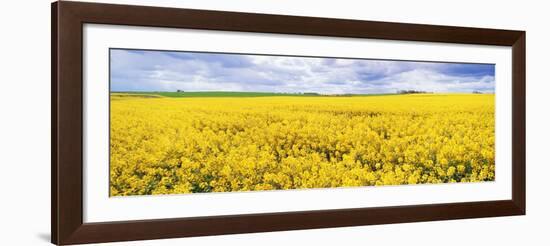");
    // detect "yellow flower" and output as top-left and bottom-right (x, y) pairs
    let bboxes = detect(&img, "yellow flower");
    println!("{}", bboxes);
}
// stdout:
(447, 166), (456, 177)
(109, 93), (495, 195)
